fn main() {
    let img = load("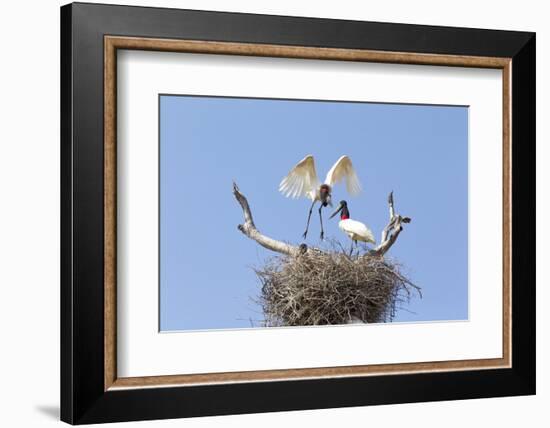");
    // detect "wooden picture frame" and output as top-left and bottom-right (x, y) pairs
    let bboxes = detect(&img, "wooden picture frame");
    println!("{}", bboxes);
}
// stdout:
(61, 2), (535, 424)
